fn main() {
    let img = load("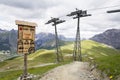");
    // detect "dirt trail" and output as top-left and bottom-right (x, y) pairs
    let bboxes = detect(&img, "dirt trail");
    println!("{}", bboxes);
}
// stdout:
(40, 61), (100, 80)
